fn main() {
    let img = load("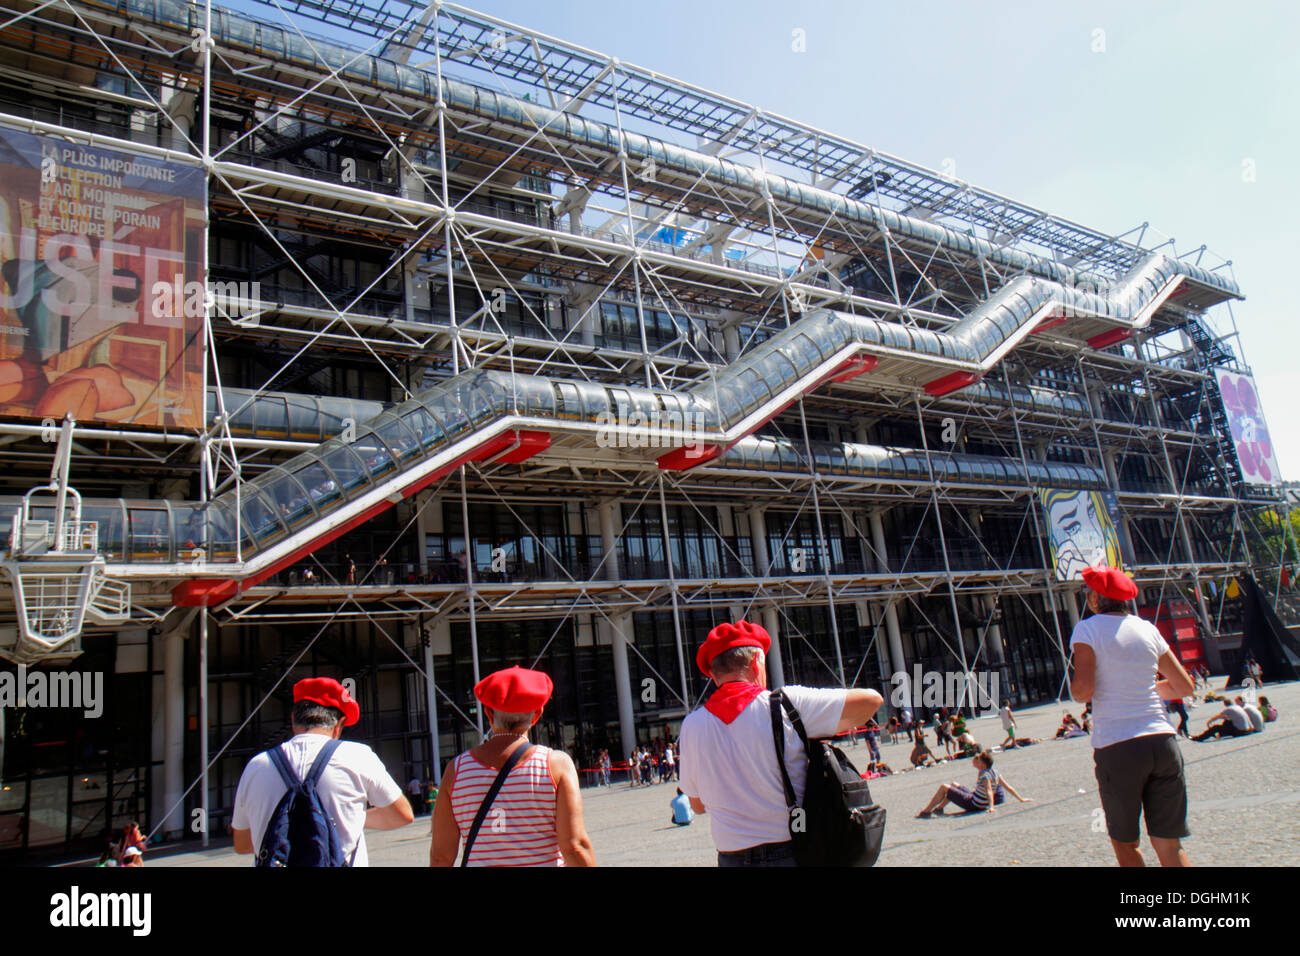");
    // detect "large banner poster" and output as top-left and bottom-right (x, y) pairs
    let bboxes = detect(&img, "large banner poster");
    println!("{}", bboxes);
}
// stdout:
(0, 126), (205, 428)
(1214, 368), (1281, 486)
(1038, 488), (1133, 582)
